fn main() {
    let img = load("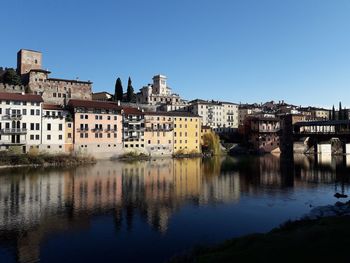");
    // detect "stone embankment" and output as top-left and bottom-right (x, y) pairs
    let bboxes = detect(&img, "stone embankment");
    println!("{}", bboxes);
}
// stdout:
(303, 201), (350, 220)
